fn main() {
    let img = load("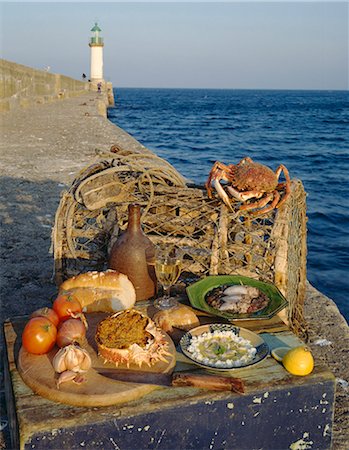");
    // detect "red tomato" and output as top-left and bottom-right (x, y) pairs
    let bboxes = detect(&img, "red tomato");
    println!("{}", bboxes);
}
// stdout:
(22, 317), (57, 355)
(30, 307), (59, 327)
(53, 292), (82, 321)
